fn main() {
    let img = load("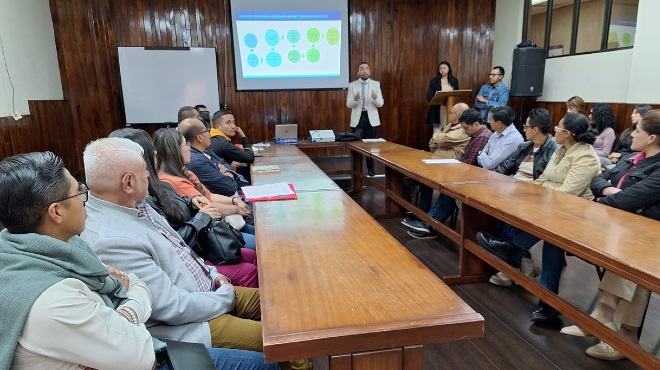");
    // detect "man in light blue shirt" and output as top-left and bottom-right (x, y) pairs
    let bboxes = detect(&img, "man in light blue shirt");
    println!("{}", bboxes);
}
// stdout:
(475, 66), (510, 124)
(477, 106), (524, 170)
